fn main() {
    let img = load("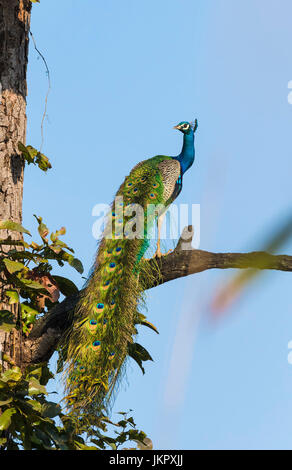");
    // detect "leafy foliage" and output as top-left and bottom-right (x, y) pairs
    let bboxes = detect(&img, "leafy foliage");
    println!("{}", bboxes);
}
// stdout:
(128, 343), (153, 375)
(18, 142), (51, 172)
(0, 217), (83, 334)
(0, 218), (151, 450)
(0, 364), (148, 450)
